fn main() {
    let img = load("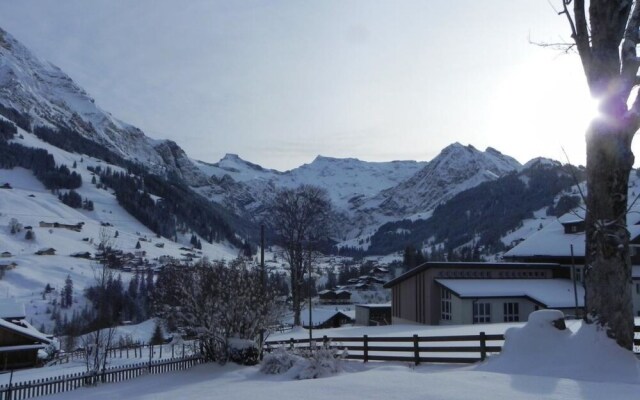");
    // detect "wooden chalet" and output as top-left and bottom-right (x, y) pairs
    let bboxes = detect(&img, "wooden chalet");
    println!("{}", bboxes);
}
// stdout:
(0, 301), (52, 370)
